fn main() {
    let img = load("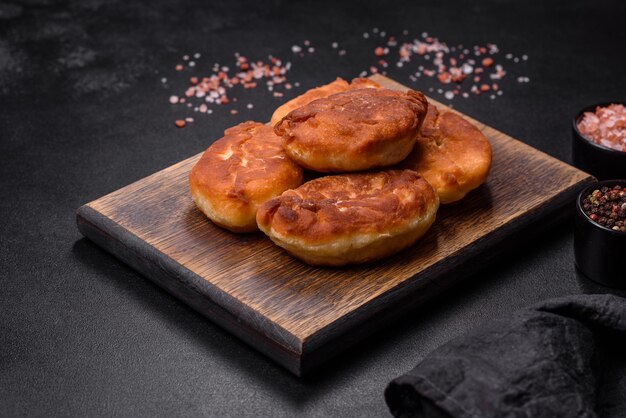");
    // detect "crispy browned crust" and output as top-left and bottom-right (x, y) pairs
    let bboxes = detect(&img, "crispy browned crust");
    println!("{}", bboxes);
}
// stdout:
(399, 105), (492, 204)
(274, 88), (429, 172)
(256, 170), (439, 266)
(189, 121), (304, 232)
(270, 77), (380, 127)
